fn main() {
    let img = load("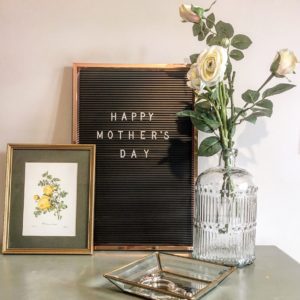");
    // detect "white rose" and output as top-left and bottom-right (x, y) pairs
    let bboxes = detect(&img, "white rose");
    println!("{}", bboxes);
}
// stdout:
(196, 46), (228, 87)
(179, 4), (201, 23)
(187, 63), (201, 90)
(273, 49), (298, 77)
